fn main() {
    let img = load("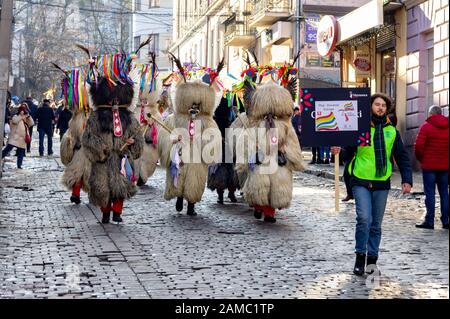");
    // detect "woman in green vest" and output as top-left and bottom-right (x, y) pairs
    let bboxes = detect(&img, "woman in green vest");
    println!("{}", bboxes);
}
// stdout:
(332, 93), (413, 276)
